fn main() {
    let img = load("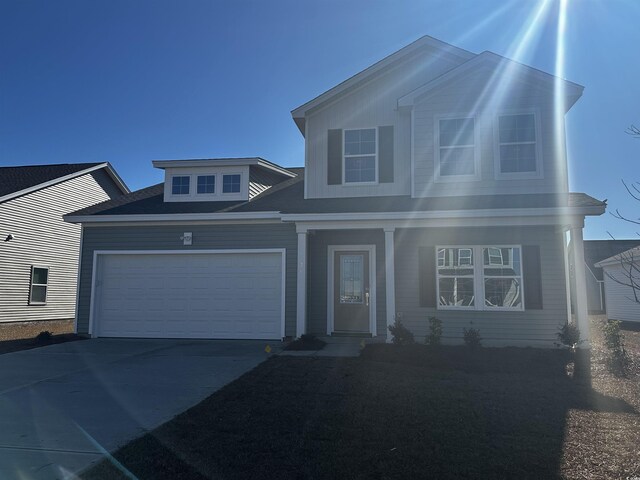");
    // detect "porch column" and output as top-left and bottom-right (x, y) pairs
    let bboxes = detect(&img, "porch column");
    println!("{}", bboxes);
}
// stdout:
(570, 221), (590, 347)
(296, 230), (308, 338)
(384, 228), (396, 343)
